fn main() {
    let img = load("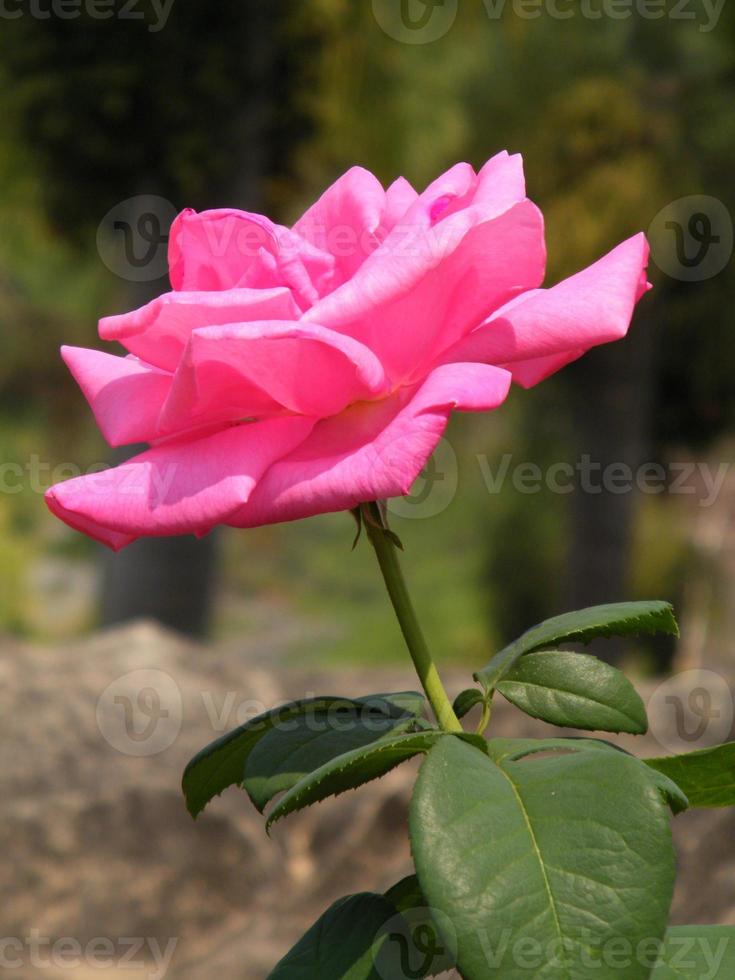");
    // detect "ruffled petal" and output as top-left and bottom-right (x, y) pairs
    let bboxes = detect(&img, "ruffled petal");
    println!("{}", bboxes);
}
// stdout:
(293, 166), (387, 282)
(416, 162), (477, 221)
(167, 208), (335, 308)
(61, 346), (172, 447)
(381, 177), (419, 233)
(499, 350), (587, 388)
(45, 416), (315, 548)
(304, 198), (546, 383)
(229, 362), (511, 528)
(400, 151), (525, 229)
(99, 287), (300, 371)
(473, 151), (527, 215)
(168, 208), (276, 291)
(158, 321), (390, 433)
(440, 234), (650, 387)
